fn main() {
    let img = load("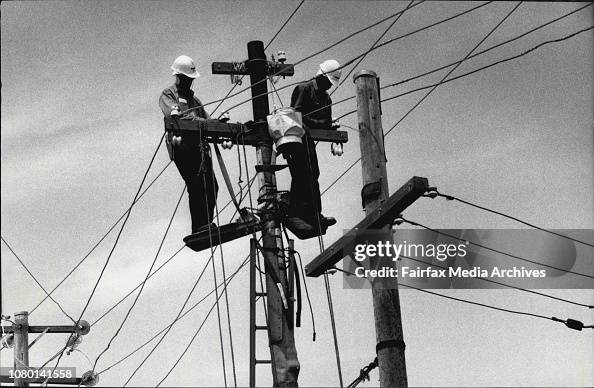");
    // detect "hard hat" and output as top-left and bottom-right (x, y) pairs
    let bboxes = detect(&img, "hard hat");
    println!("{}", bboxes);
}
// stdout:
(316, 59), (341, 87)
(171, 55), (200, 78)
